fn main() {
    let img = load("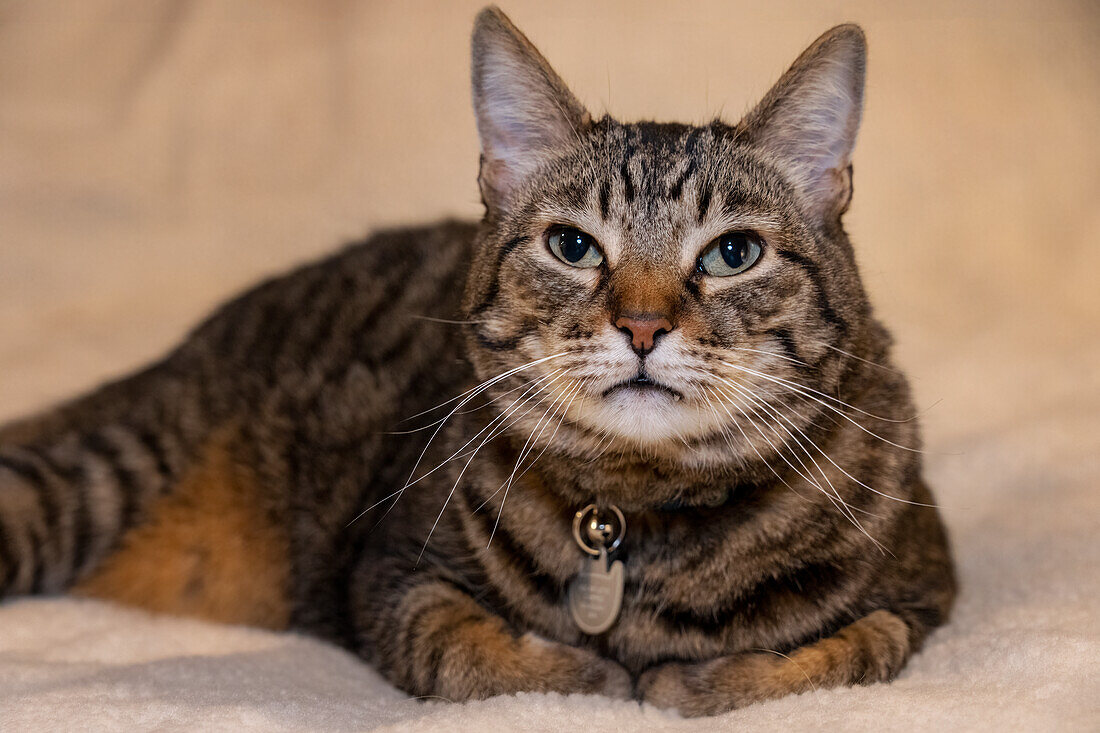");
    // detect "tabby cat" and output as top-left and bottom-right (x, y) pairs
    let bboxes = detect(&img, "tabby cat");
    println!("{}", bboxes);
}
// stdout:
(0, 7), (955, 716)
